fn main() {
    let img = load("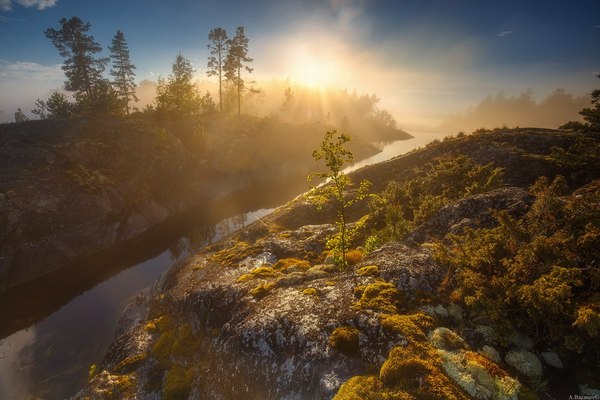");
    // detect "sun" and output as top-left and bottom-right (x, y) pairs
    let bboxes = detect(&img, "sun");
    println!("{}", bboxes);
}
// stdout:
(287, 44), (341, 88)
